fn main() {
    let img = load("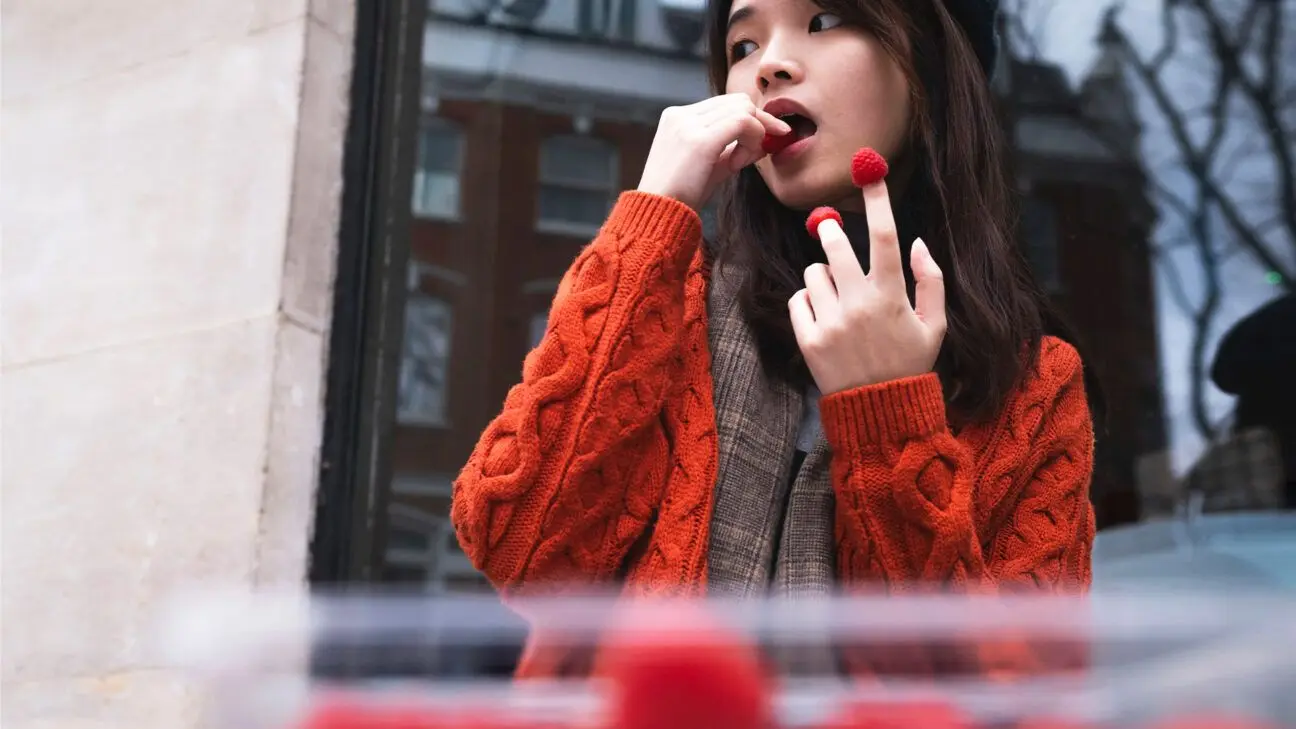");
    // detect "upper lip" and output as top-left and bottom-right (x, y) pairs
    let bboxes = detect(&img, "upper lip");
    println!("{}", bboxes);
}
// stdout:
(762, 97), (814, 122)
